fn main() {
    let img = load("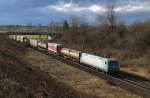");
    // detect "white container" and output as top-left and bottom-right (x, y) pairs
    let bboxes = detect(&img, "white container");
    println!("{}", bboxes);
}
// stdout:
(12, 35), (16, 40)
(8, 35), (11, 39)
(16, 35), (20, 41)
(19, 36), (26, 42)
(38, 42), (47, 49)
(10, 35), (13, 39)
(30, 39), (39, 47)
